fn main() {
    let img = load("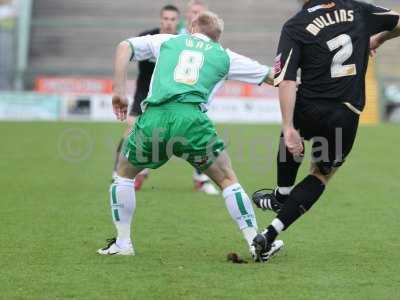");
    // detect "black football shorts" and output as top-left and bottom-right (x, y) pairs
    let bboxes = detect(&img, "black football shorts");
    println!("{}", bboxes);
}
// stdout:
(129, 91), (147, 117)
(293, 98), (360, 174)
